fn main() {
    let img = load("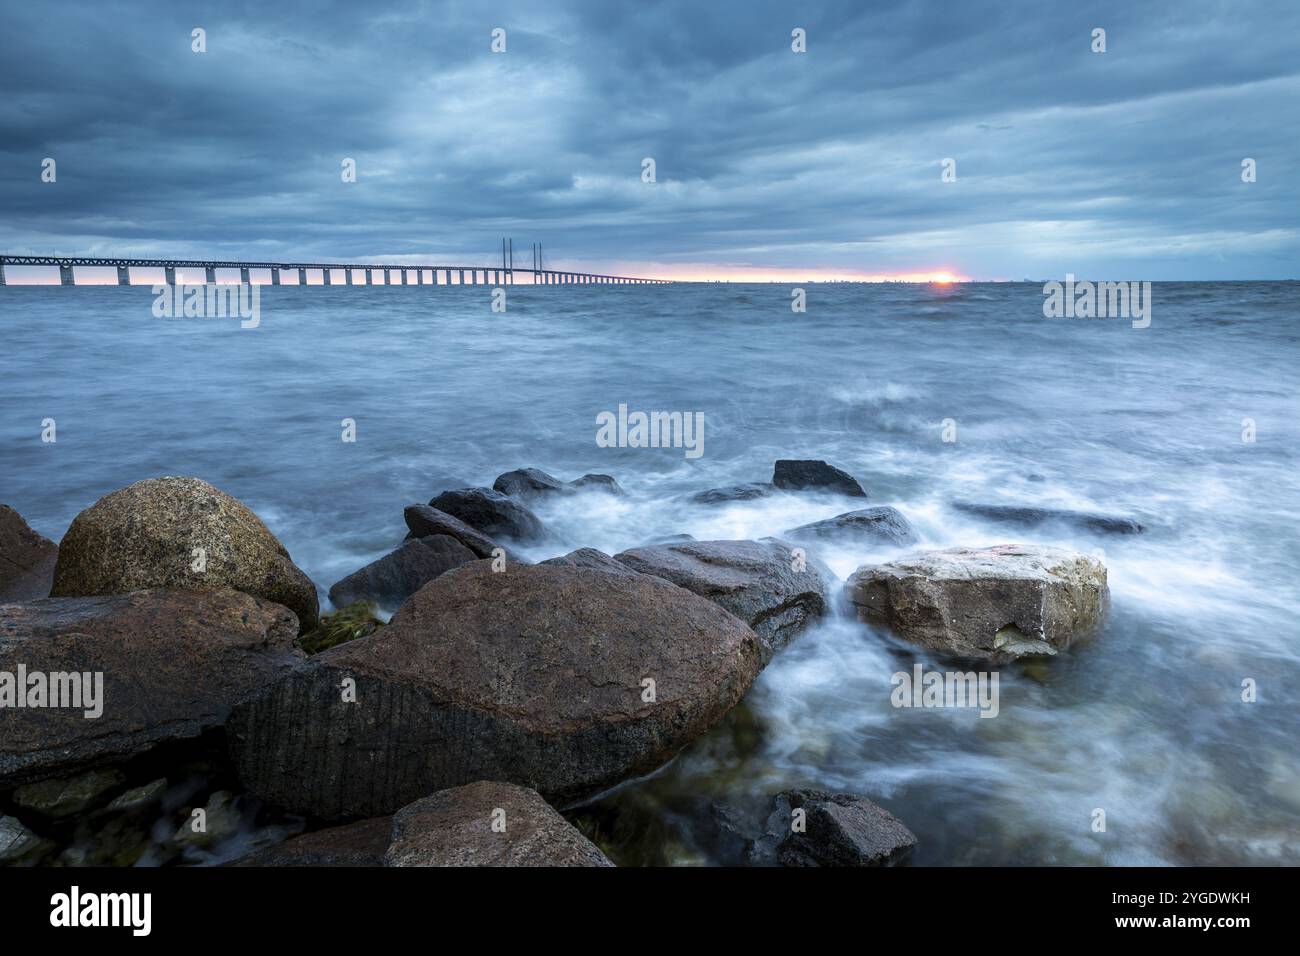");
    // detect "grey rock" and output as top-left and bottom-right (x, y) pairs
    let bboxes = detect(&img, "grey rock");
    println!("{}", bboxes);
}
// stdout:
(845, 544), (1109, 660)
(429, 487), (546, 543)
(0, 505), (57, 603)
(403, 504), (509, 559)
(492, 468), (567, 499)
(952, 501), (1144, 535)
(571, 473), (623, 495)
(228, 562), (764, 820)
(385, 781), (613, 867)
(614, 539), (833, 660)
(0, 589), (303, 789)
(784, 507), (916, 546)
(758, 789), (917, 867)
(327, 535), (476, 610)
(690, 483), (774, 504)
(772, 460), (867, 497)
(0, 815), (44, 862)
(106, 778), (168, 813)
